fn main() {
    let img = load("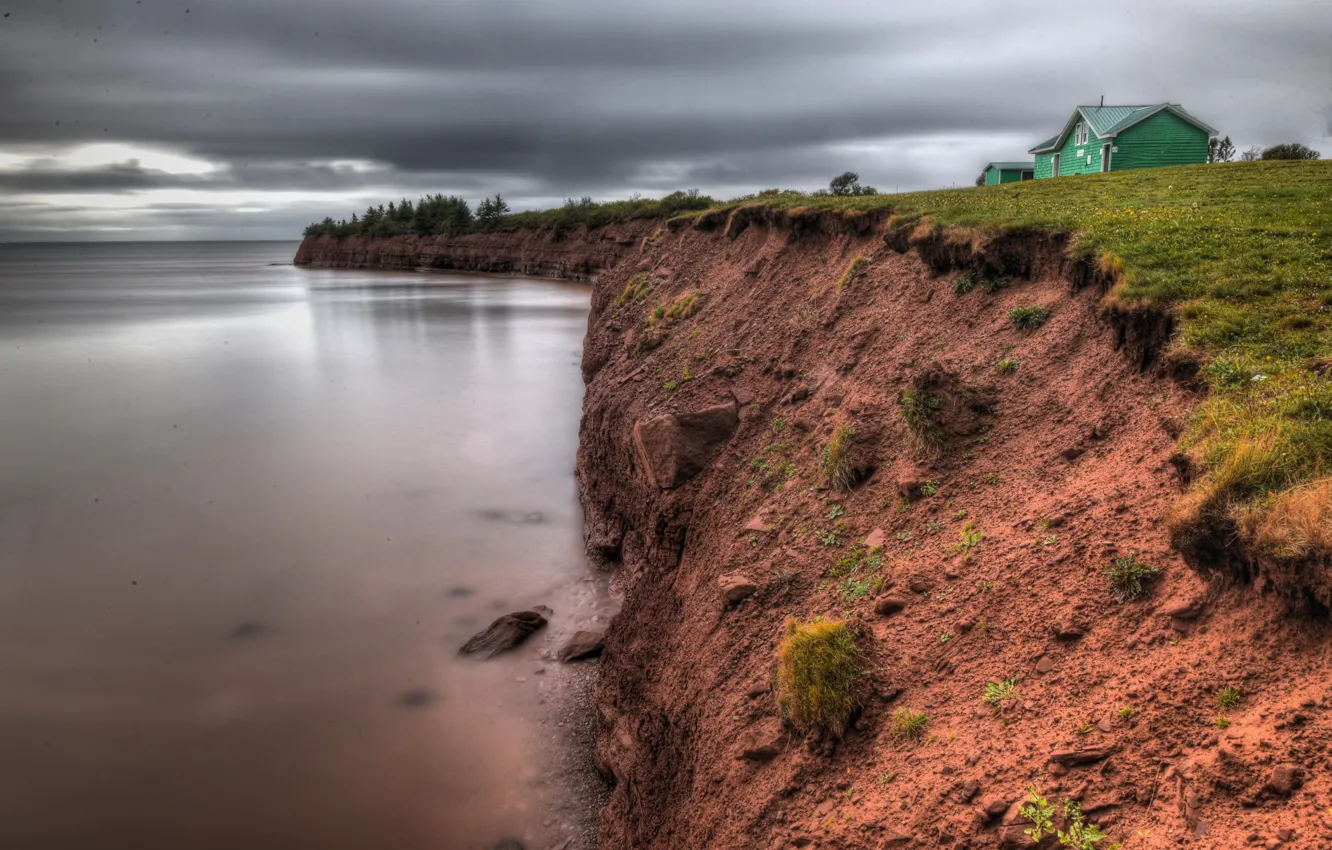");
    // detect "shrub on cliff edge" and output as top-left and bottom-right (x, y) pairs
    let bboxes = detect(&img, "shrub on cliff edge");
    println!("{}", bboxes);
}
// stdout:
(776, 618), (863, 737)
